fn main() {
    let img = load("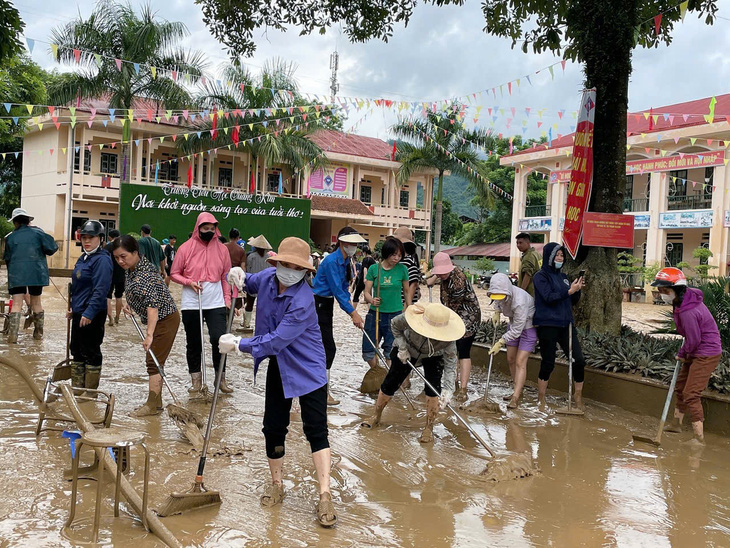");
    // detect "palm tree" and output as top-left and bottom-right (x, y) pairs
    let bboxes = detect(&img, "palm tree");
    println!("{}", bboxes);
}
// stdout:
(47, 2), (206, 185)
(391, 106), (495, 253)
(179, 58), (340, 189)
